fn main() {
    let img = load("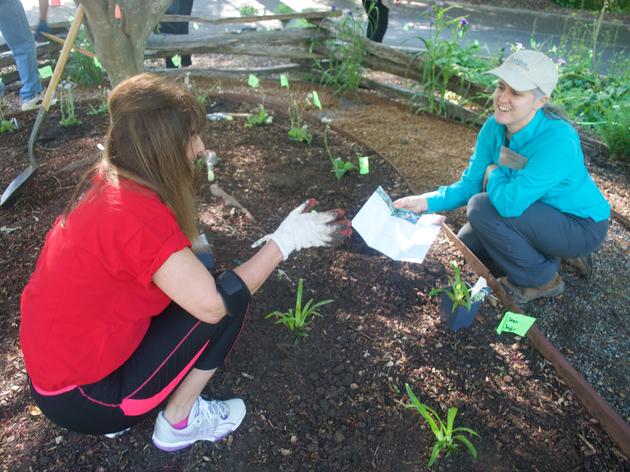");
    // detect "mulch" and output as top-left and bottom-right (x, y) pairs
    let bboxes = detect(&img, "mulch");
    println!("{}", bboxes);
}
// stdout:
(0, 81), (628, 470)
